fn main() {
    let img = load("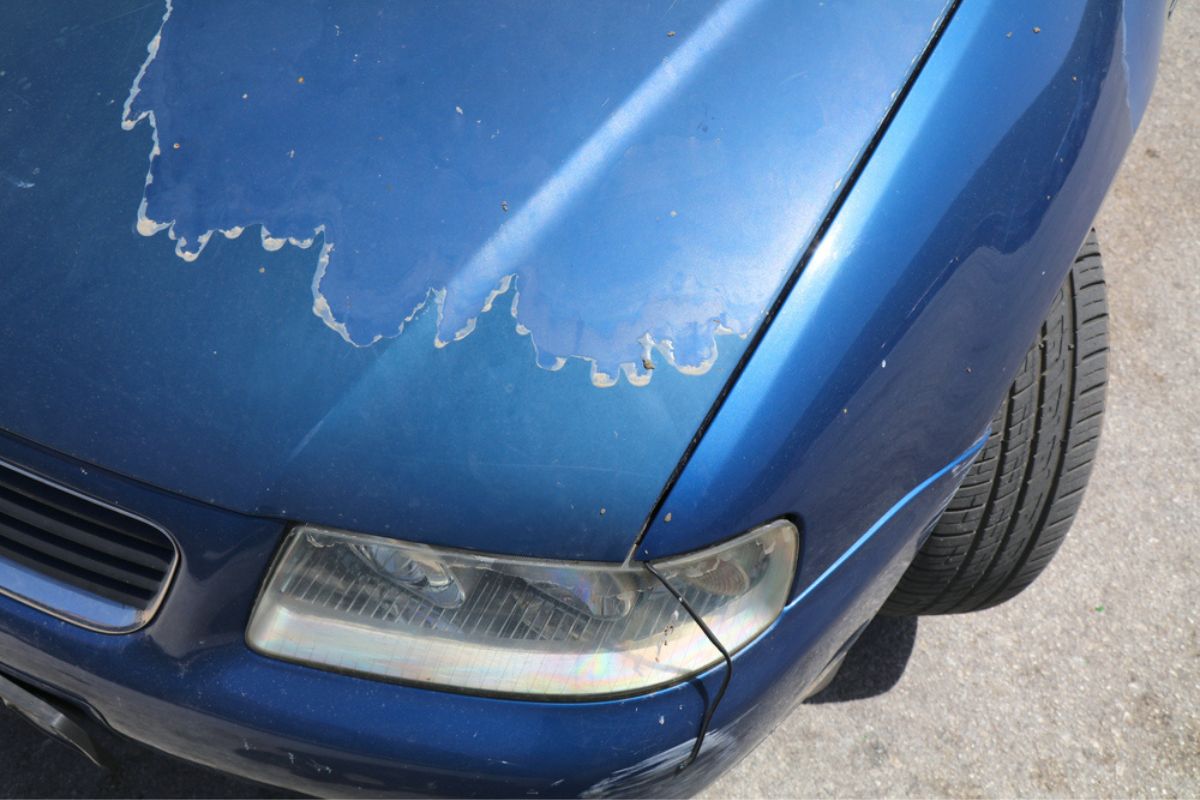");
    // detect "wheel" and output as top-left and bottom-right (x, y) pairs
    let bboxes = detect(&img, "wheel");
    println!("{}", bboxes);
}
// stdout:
(883, 230), (1108, 615)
